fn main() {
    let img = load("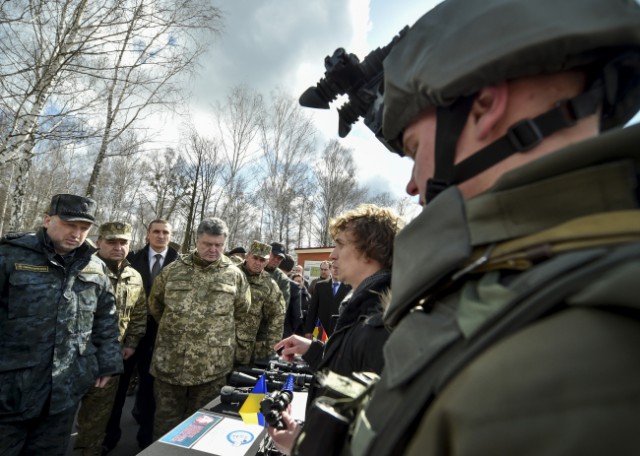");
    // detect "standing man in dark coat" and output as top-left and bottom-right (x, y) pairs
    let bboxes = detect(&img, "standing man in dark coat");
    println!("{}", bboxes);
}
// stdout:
(303, 263), (350, 337)
(0, 194), (122, 455)
(103, 218), (178, 452)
